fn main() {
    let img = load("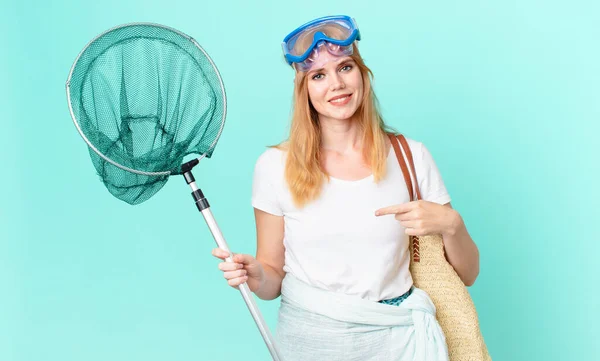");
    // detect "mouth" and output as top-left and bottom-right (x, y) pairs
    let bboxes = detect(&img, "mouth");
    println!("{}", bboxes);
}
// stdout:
(328, 93), (352, 105)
